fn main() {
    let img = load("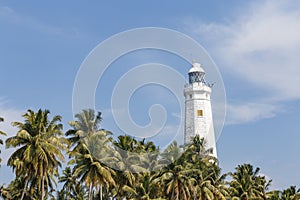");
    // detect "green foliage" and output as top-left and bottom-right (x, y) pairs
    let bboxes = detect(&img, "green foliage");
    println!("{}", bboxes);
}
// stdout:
(0, 109), (299, 200)
(5, 109), (68, 200)
(229, 163), (270, 200)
